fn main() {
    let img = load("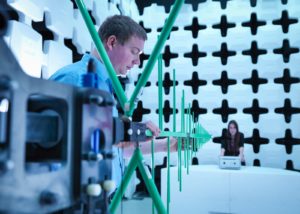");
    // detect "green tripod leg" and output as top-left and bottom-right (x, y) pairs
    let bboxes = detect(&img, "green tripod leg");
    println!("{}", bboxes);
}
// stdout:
(109, 147), (167, 214)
